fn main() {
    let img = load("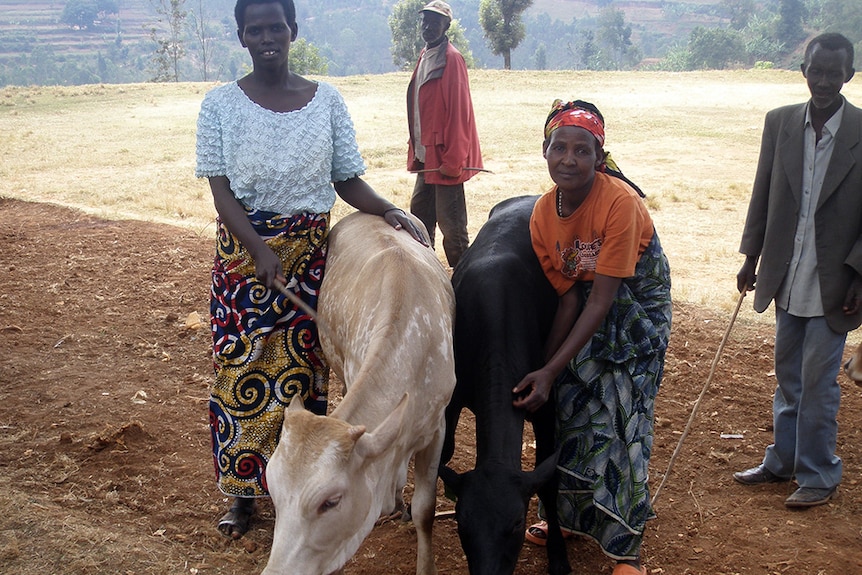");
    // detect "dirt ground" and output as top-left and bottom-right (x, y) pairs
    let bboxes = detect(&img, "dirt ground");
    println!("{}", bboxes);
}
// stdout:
(1, 197), (862, 575)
